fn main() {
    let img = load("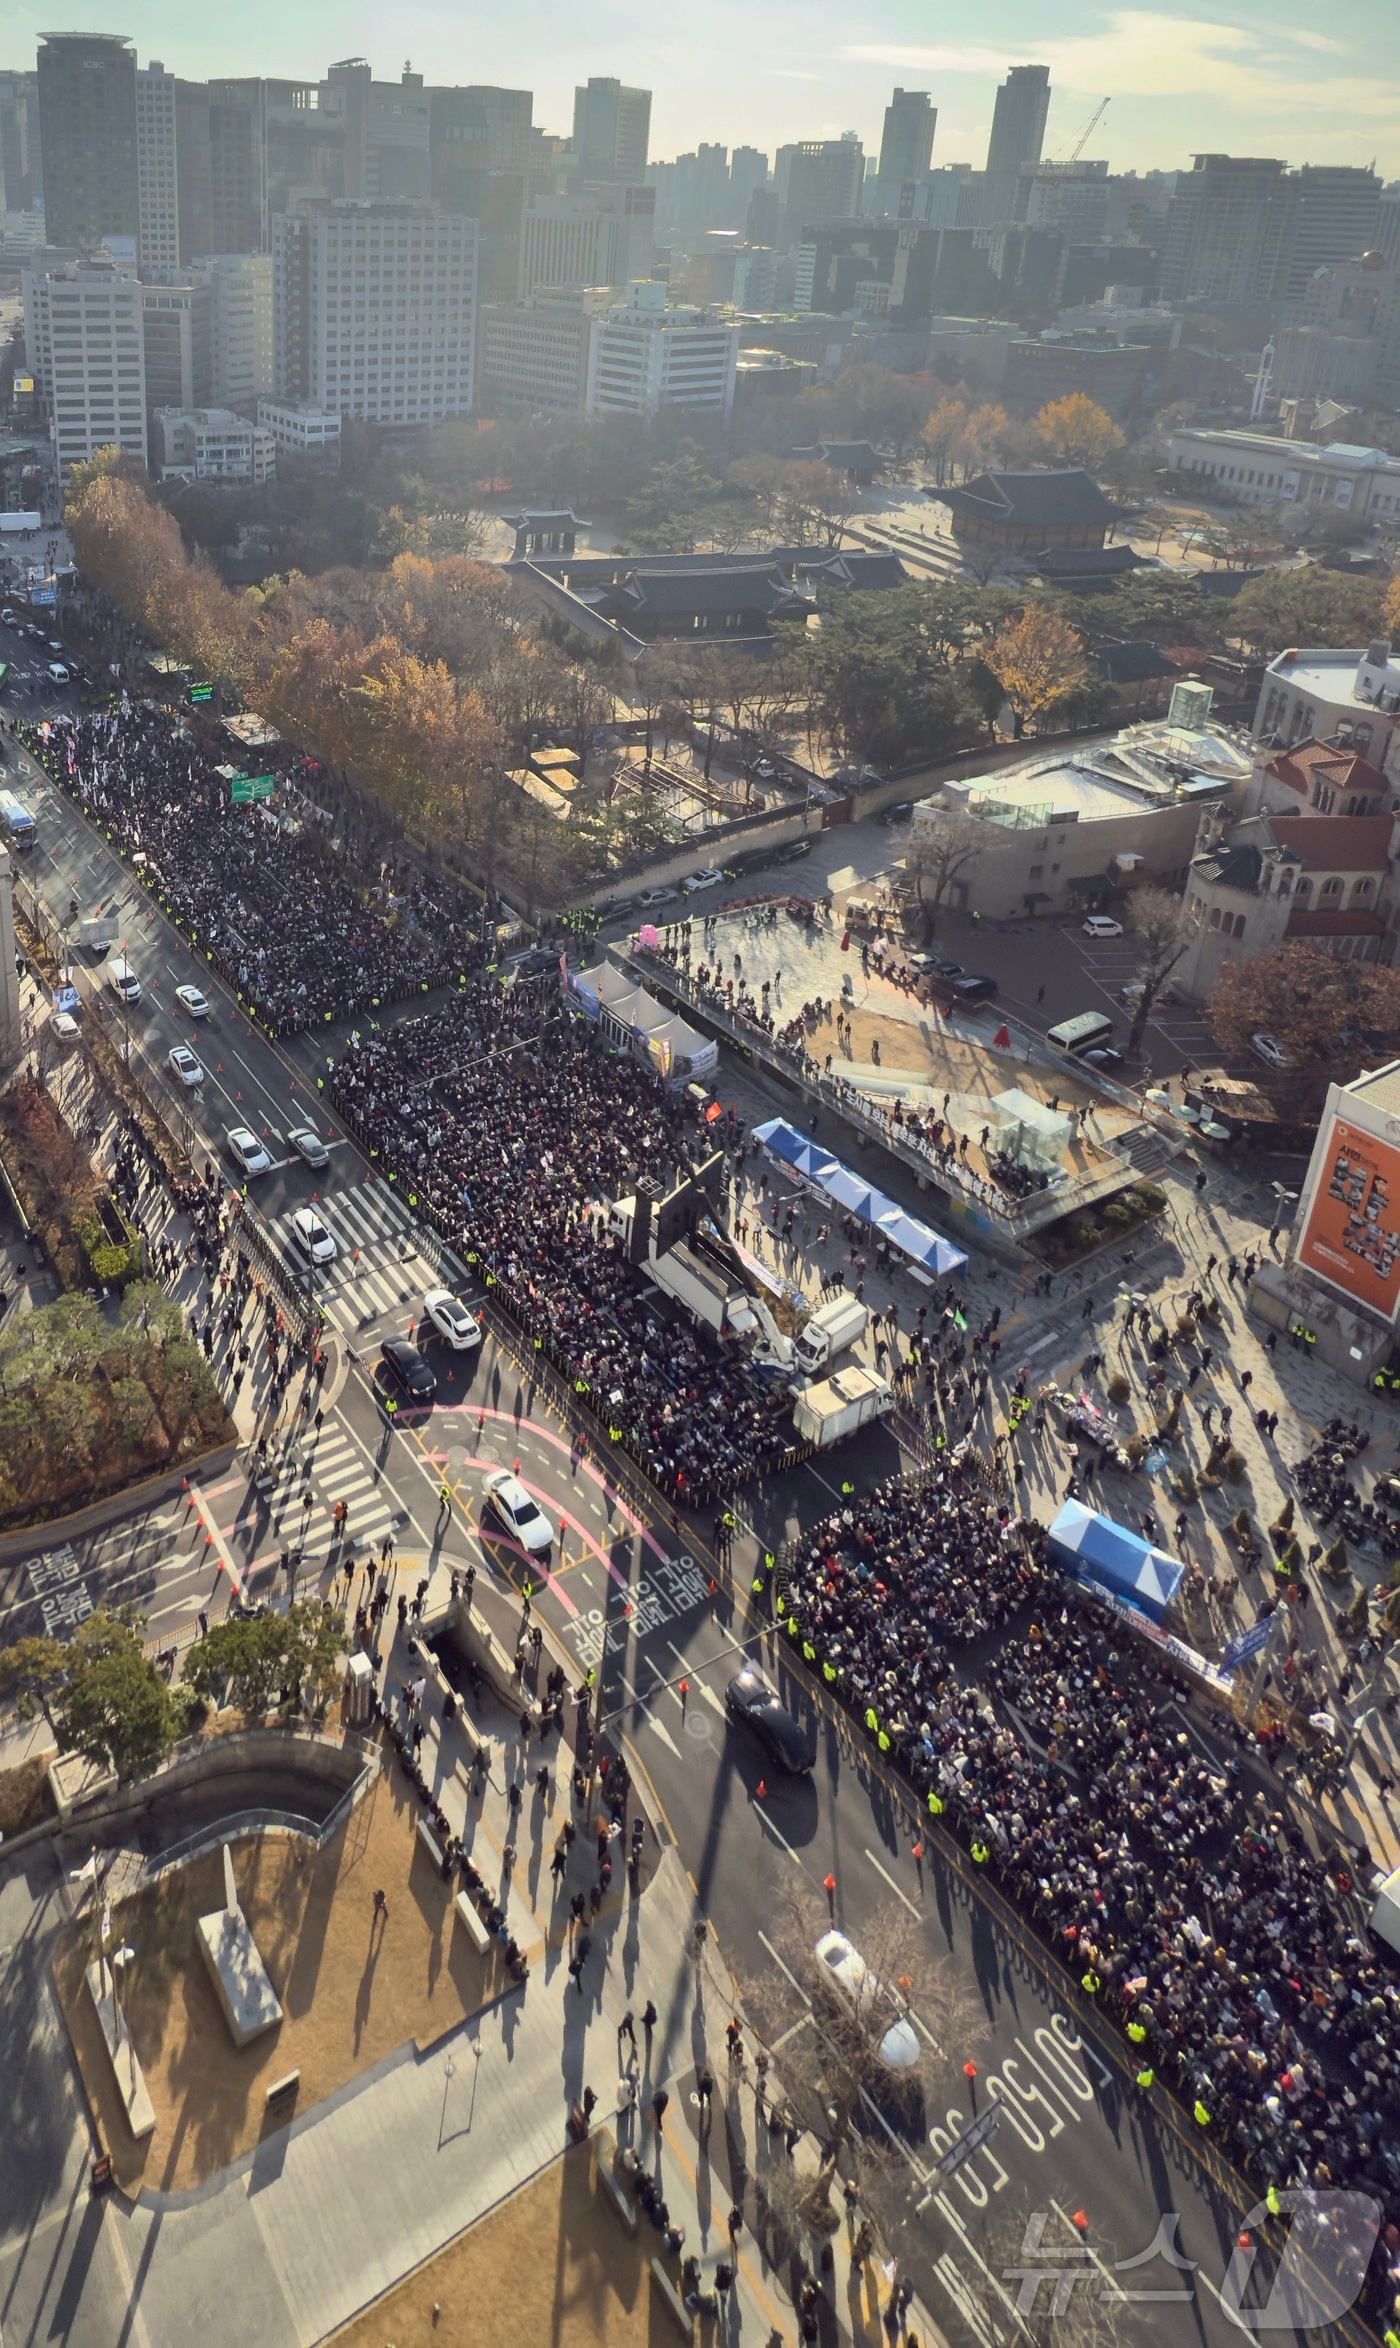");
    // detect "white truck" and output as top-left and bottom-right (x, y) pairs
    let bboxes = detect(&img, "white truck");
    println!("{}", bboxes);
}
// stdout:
(792, 1364), (895, 1449)
(608, 1196), (757, 1338)
(105, 955), (141, 1005)
(792, 1294), (870, 1376)
(79, 914), (120, 956)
